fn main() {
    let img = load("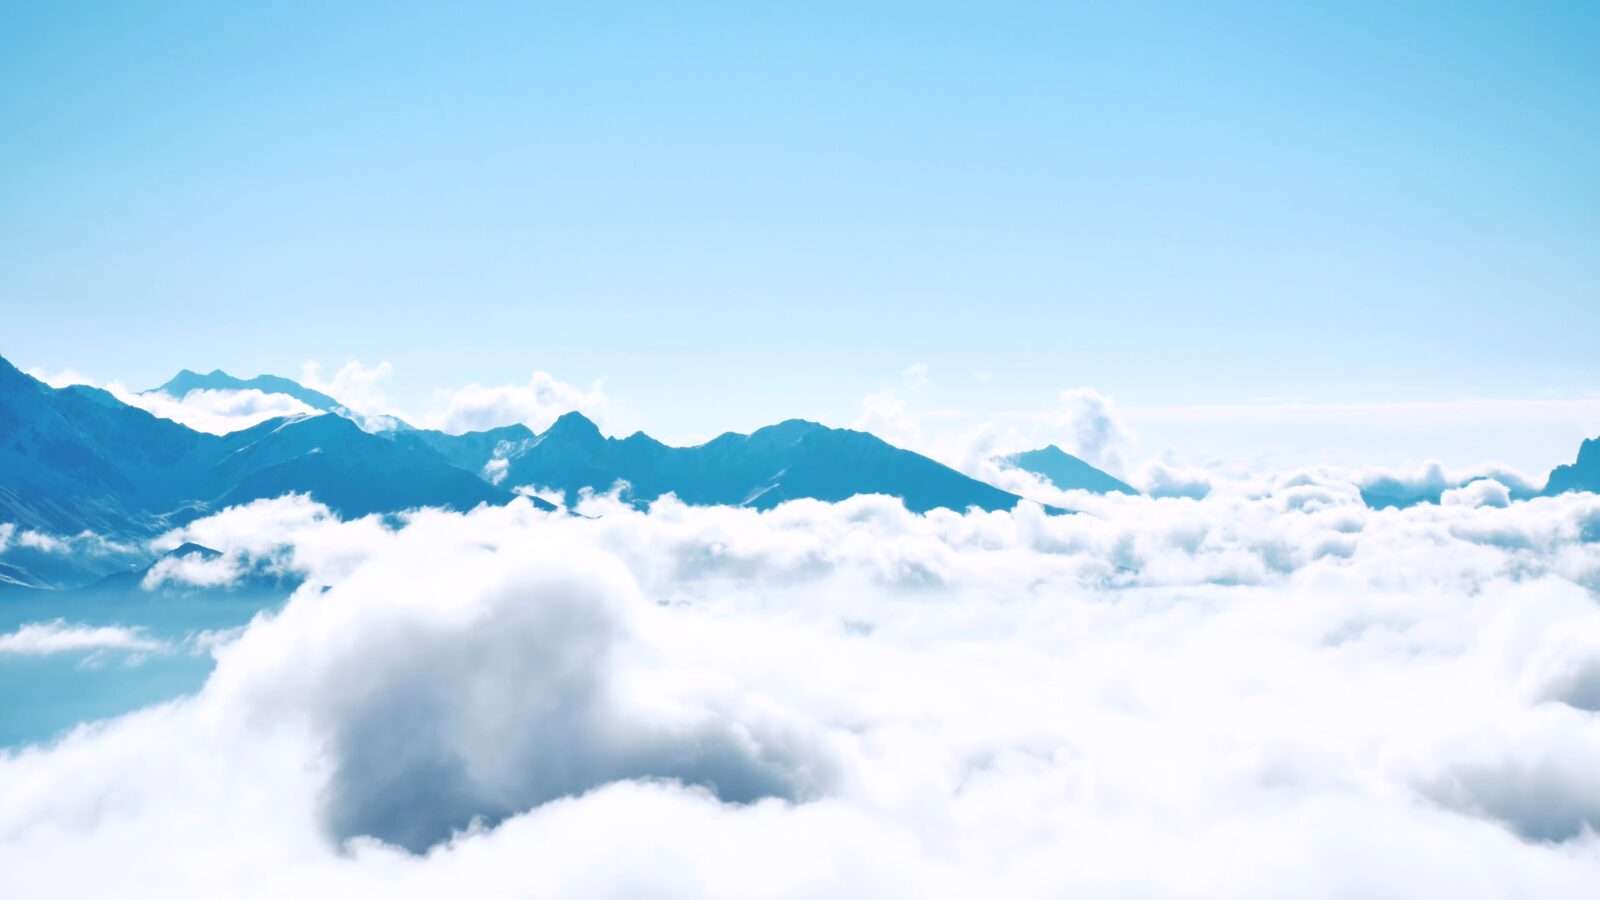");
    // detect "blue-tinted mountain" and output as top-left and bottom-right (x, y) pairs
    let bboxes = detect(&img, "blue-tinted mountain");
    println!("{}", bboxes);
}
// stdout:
(149, 368), (414, 432)
(1544, 437), (1600, 496)
(152, 369), (344, 413)
(1000, 445), (1137, 495)
(7, 347), (1035, 559)
(193, 414), (514, 520)
(400, 412), (1029, 513)
(74, 542), (218, 594)
(396, 423), (537, 476)
(1, 354), (518, 547)
(2, 353), (211, 536)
